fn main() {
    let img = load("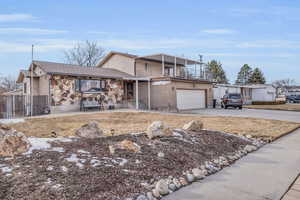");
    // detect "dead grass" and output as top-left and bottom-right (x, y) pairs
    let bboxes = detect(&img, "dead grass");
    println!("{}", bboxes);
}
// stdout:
(10, 112), (300, 140)
(244, 104), (300, 112)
